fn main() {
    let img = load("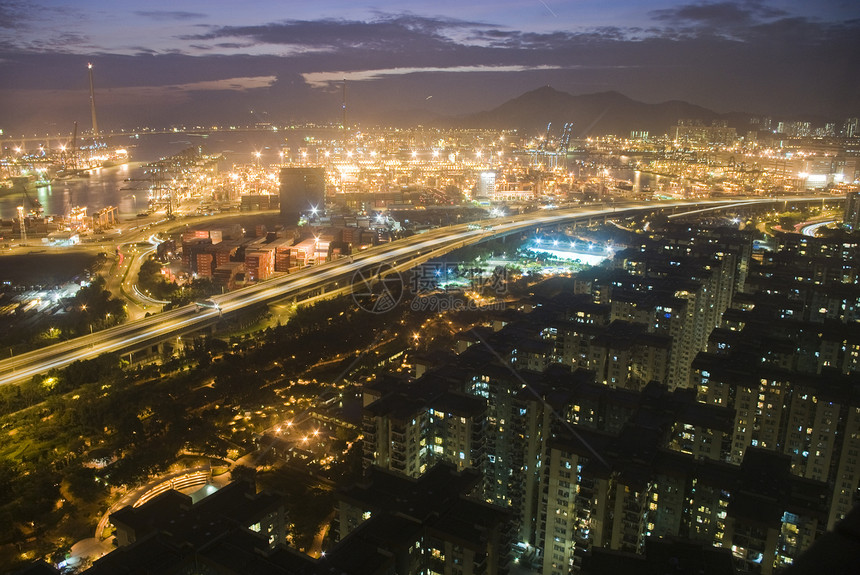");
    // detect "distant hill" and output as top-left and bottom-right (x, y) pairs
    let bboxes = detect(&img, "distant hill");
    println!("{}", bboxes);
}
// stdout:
(444, 86), (754, 138)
